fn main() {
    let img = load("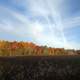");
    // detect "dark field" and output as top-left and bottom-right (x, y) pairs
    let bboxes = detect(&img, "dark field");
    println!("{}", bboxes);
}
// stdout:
(0, 56), (80, 80)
